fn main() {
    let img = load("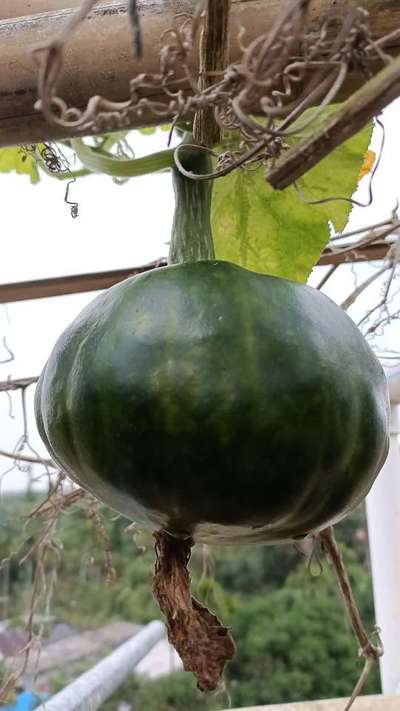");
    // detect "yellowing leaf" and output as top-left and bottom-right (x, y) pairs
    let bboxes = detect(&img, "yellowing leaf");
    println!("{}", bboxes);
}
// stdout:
(358, 149), (376, 180)
(0, 147), (39, 184)
(211, 121), (373, 283)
